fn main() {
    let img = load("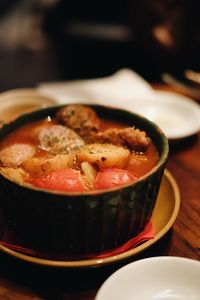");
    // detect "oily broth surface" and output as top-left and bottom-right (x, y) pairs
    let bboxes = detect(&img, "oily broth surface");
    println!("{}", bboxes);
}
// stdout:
(0, 118), (159, 178)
